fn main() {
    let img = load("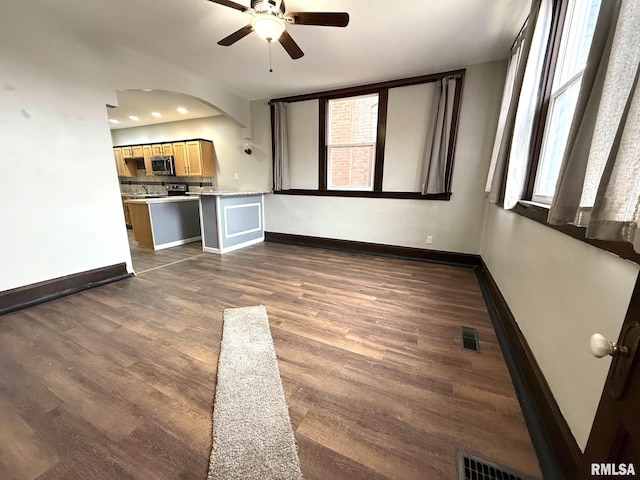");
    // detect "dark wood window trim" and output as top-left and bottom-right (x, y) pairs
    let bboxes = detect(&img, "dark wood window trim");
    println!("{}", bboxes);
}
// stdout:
(508, 1), (640, 263)
(373, 89), (388, 192)
(512, 201), (640, 265)
(271, 190), (452, 200)
(269, 69), (465, 201)
(524, 0), (569, 199)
